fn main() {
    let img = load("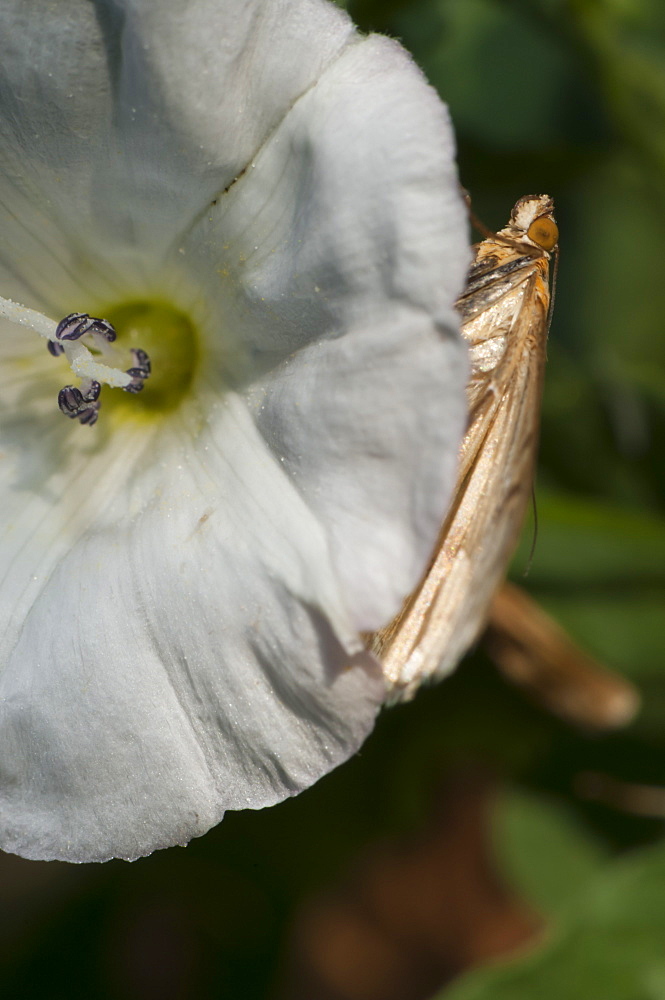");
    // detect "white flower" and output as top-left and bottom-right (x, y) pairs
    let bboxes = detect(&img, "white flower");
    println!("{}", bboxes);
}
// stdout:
(0, 0), (469, 862)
